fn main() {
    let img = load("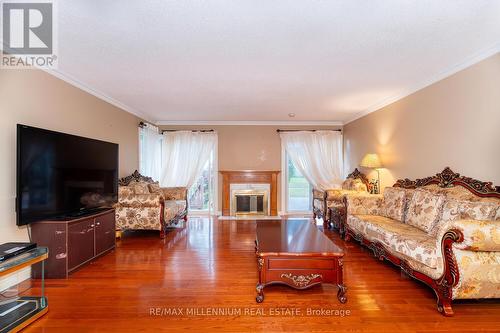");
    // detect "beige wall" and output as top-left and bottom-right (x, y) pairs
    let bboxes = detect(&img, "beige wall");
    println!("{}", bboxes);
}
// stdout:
(159, 125), (341, 212)
(344, 53), (500, 190)
(0, 68), (139, 243)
